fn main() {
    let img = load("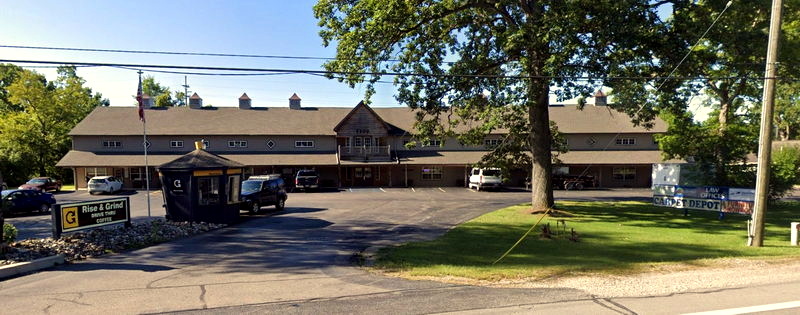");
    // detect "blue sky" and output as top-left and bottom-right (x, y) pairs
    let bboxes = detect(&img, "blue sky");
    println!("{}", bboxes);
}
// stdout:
(1, 1), (700, 118)
(0, 0), (400, 108)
